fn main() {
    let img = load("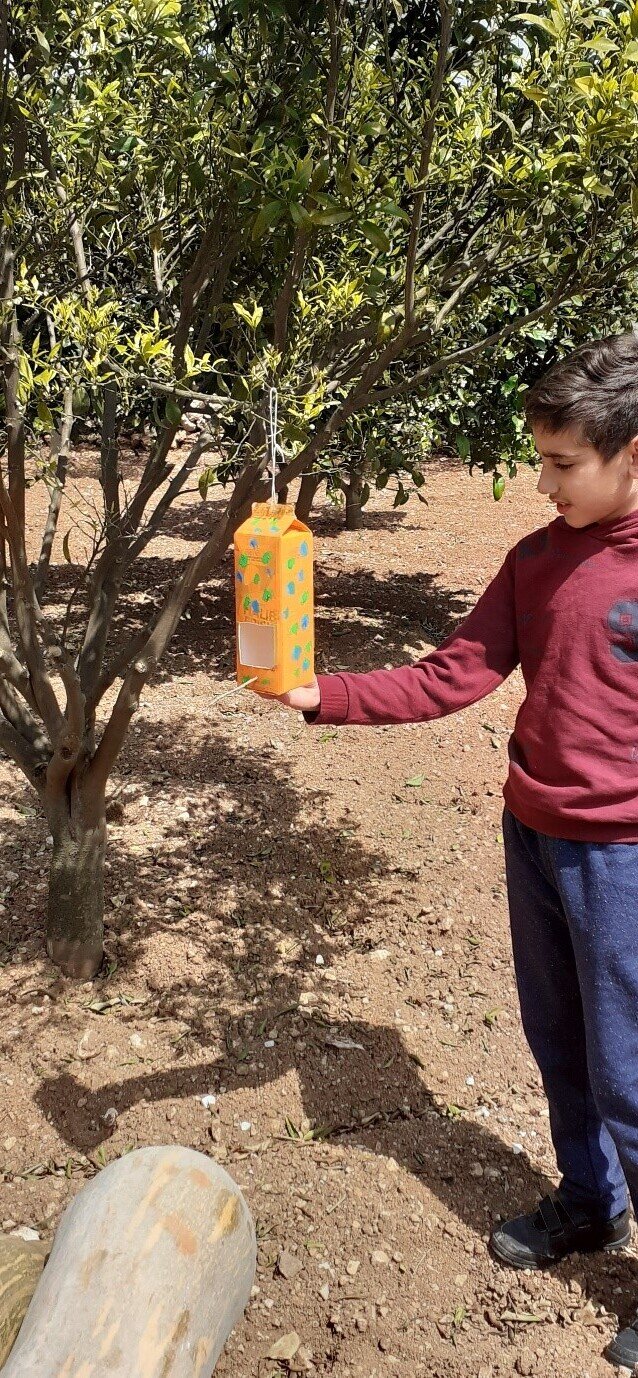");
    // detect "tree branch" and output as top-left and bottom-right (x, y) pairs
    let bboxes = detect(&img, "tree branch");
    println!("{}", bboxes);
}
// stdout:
(34, 385), (73, 602)
(404, 0), (455, 327)
(0, 467), (64, 736)
(0, 712), (47, 794)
